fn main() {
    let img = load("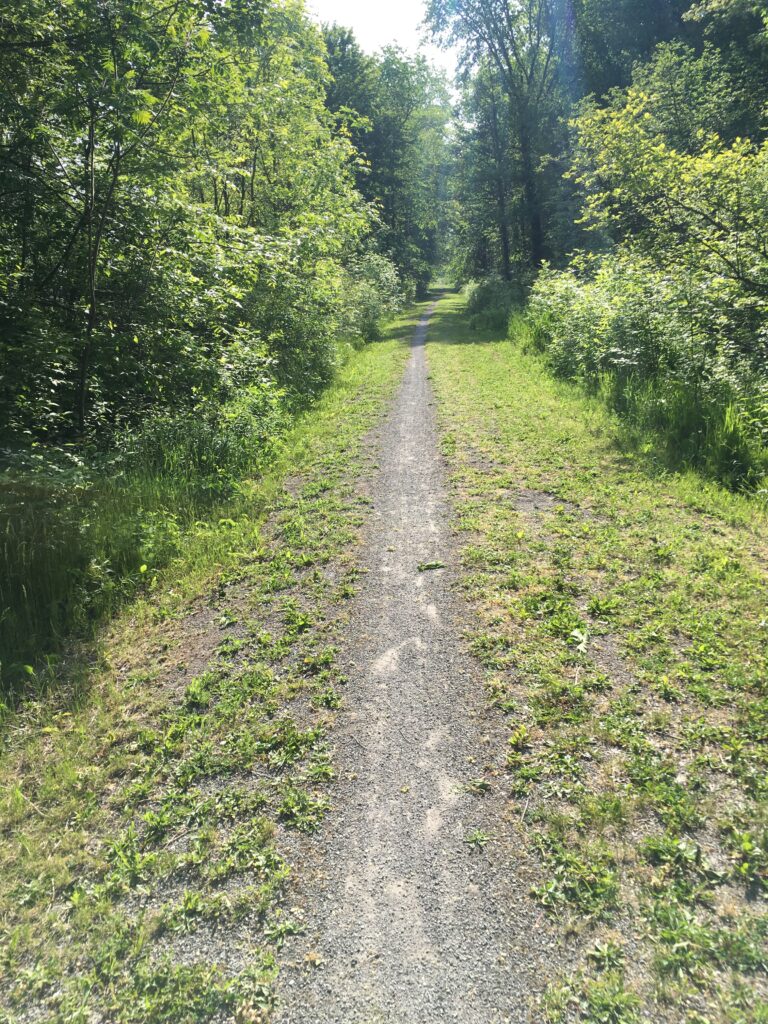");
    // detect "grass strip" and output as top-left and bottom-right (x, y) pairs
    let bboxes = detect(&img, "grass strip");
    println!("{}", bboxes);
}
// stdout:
(428, 292), (767, 1024)
(0, 306), (418, 1023)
